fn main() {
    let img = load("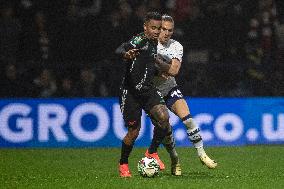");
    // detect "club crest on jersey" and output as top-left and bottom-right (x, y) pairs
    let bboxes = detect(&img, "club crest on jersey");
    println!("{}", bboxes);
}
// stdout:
(130, 36), (143, 47)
